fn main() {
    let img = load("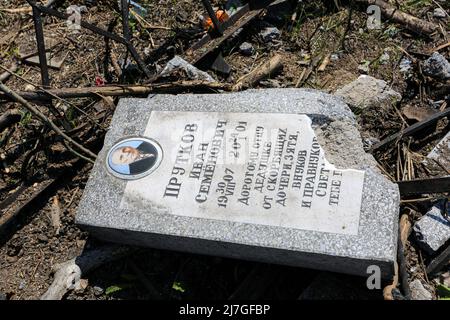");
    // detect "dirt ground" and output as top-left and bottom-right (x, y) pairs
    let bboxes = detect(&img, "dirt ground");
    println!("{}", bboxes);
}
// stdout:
(0, 0), (449, 300)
